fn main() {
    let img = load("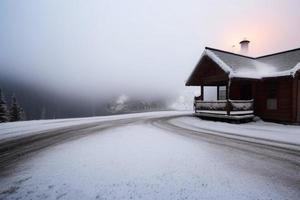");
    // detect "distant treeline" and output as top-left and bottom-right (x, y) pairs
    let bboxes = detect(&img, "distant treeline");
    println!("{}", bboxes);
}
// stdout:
(0, 86), (167, 122)
(0, 79), (169, 121)
(0, 89), (25, 123)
